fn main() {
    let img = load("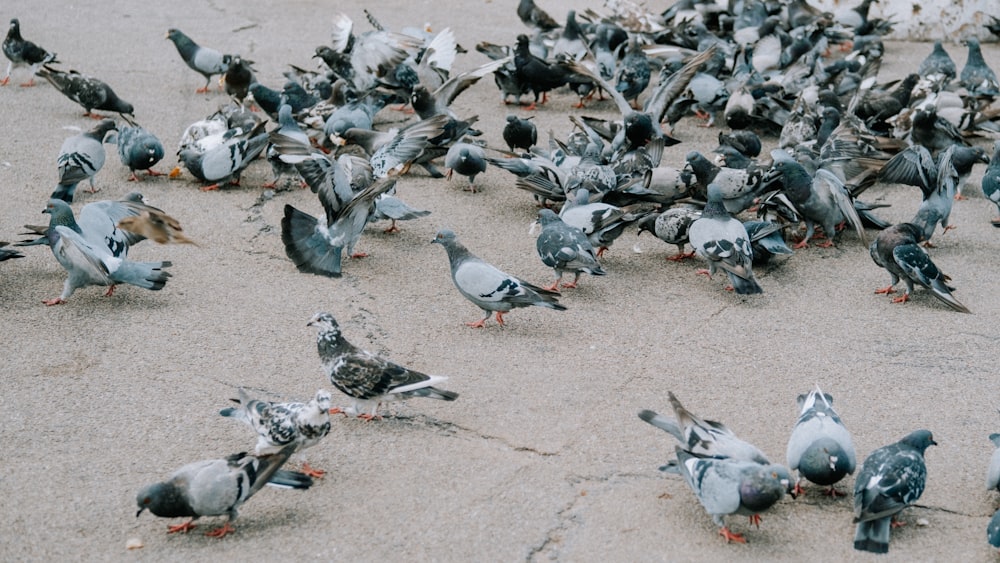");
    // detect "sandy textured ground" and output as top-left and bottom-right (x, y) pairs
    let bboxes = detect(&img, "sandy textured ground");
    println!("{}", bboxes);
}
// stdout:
(3, 0), (1000, 560)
